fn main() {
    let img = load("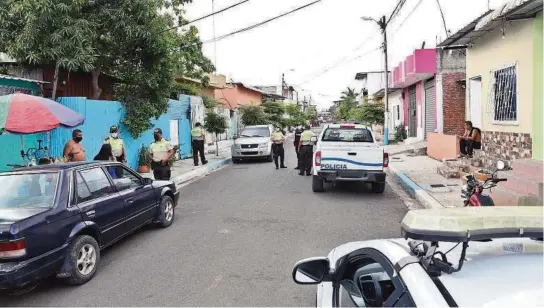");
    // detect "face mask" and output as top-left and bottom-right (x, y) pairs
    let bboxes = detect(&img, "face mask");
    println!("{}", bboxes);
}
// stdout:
(74, 136), (82, 143)
(275, 128), (280, 132)
(111, 133), (118, 138)
(154, 134), (161, 141)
